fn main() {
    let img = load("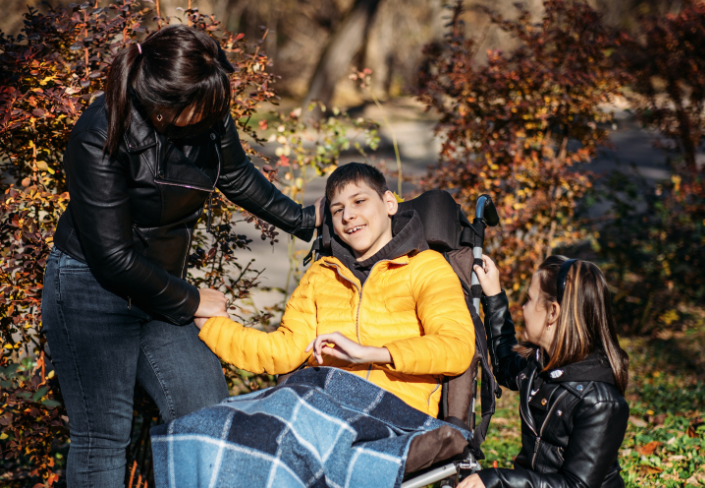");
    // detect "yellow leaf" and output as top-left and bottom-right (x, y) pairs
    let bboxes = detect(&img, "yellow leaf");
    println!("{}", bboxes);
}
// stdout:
(393, 192), (405, 203)
(0, 433), (8, 440)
